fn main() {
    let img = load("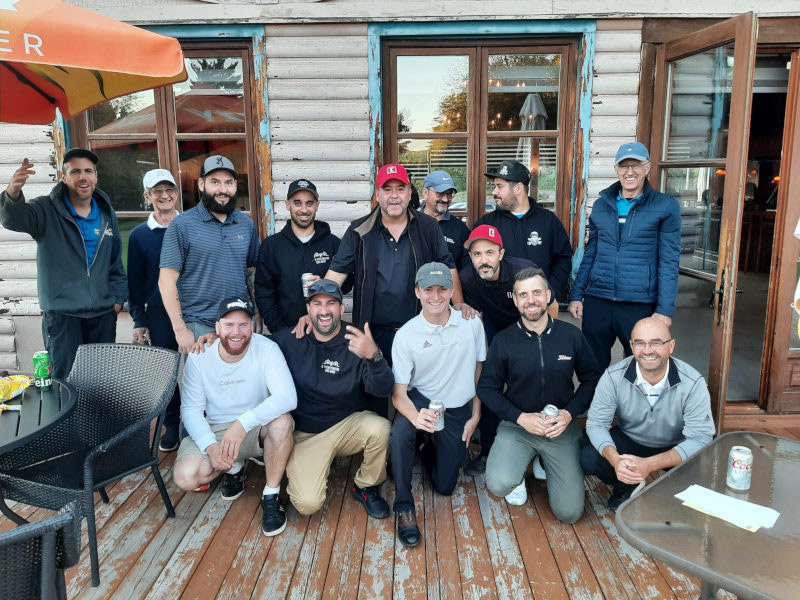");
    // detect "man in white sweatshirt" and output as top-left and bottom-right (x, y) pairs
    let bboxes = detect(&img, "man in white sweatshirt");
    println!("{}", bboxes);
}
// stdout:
(173, 297), (297, 536)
